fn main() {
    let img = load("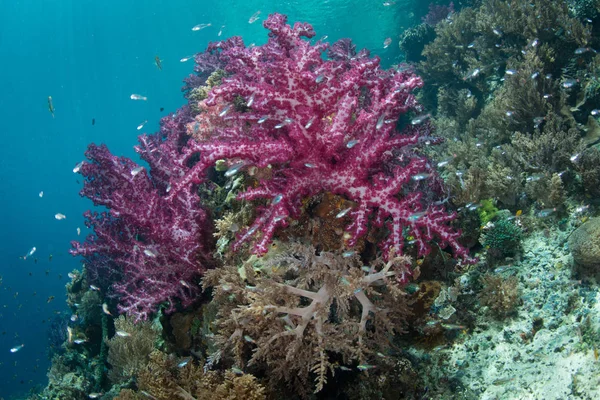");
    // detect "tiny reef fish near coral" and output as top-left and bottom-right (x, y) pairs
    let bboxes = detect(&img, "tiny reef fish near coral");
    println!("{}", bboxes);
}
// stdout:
(137, 120), (148, 130)
(47, 96), (54, 118)
(10, 344), (24, 353)
(115, 330), (131, 337)
(102, 303), (112, 316)
(130, 94), (147, 101)
(23, 246), (37, 259)
(73, 161), (83, 173)
(191, 23), (211, 31)
(249, 11), (261, 23)
(383, 37), (392, 48)
(130, 166), (144, 176)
